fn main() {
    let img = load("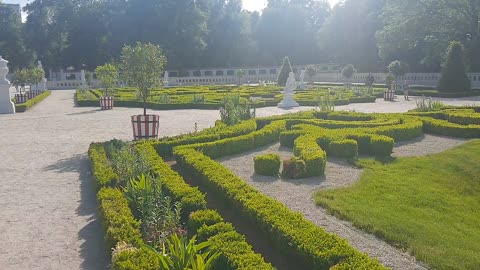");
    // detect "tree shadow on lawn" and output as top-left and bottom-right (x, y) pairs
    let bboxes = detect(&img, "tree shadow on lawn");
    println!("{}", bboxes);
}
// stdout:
(44, 154), (108, 269)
